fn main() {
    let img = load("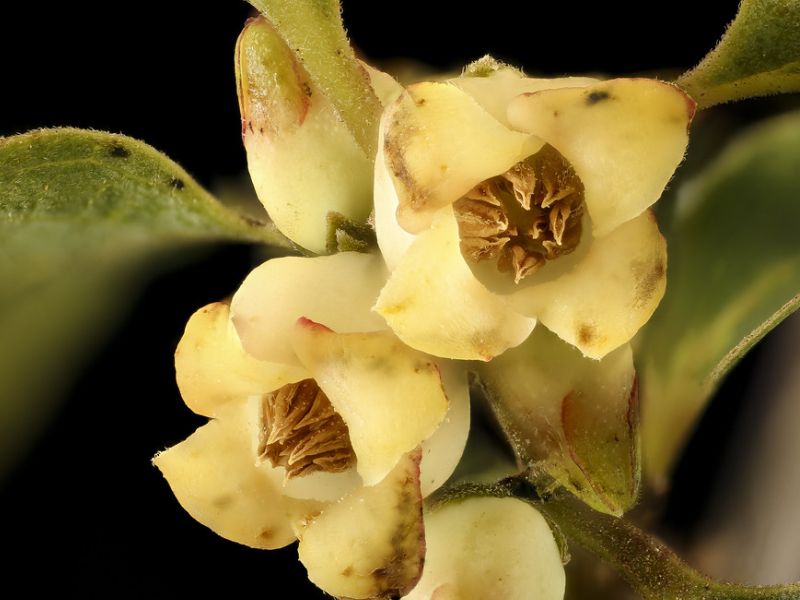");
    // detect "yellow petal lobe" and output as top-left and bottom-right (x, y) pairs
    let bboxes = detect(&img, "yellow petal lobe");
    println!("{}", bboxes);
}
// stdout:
(153, 404), (321, 550)
(382, 81), (541, 234)
(231, 253), (388, 366)
(292, 320), (448, 486)
(175, 302), (306, 417)
(375, 207), (536, 360)
(298, 450), (425, 599)
(511, 212), (667, 359)
(507, 78), (694, 236)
